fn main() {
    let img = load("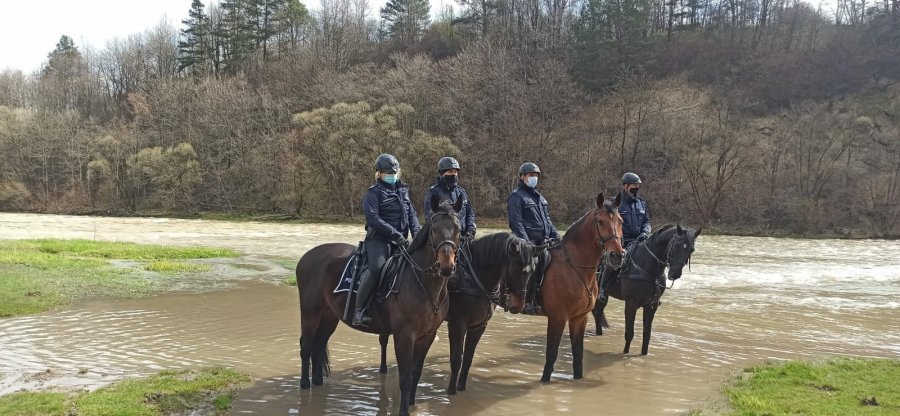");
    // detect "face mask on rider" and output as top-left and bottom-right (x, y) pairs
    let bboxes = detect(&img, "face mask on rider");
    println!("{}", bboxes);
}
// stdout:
(525, 176), (538, 188)
(442, 174), (458, 187)
(629, 187), (639, 197)
(383, 174), (398, 185)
